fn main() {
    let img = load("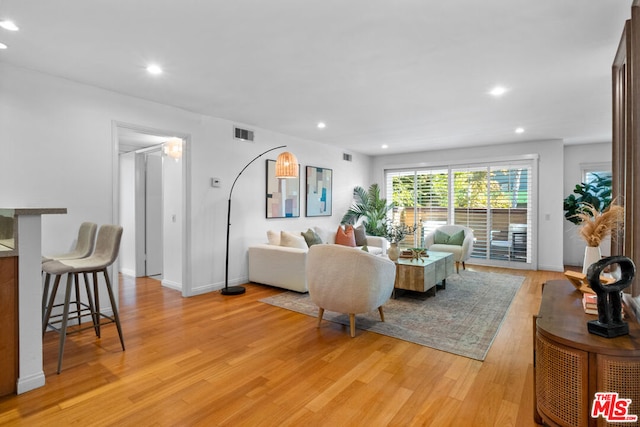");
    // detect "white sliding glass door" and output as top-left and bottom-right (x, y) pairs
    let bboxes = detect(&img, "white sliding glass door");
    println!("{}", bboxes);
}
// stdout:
(386, 159), (534, 269)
